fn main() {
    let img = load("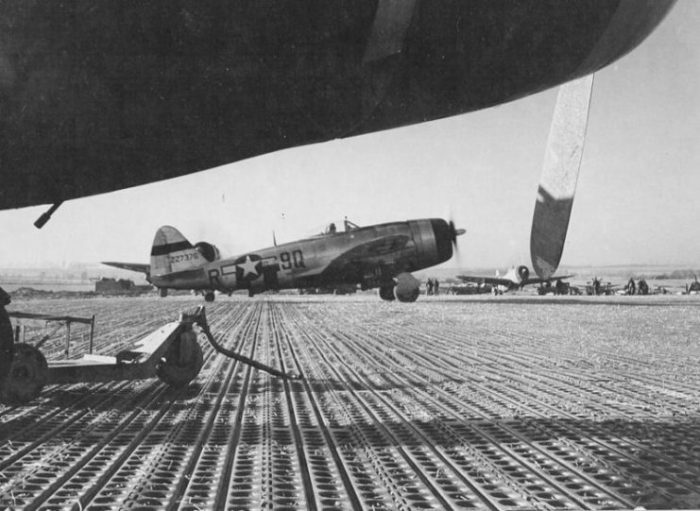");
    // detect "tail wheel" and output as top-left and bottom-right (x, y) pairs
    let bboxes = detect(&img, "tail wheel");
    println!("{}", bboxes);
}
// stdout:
(156, 329), (204, 388)
(1, 343), (48, 405)
(379, 285), (395, 301)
